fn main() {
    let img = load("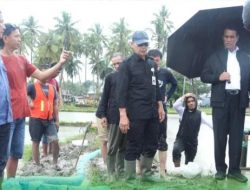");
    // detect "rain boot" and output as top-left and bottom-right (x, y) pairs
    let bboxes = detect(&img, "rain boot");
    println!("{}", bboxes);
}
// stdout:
(116, 151), (125, 178)
(106, 155), (116, 182)
(125, 160), (136, 180)
(140, 156), (157, 182)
